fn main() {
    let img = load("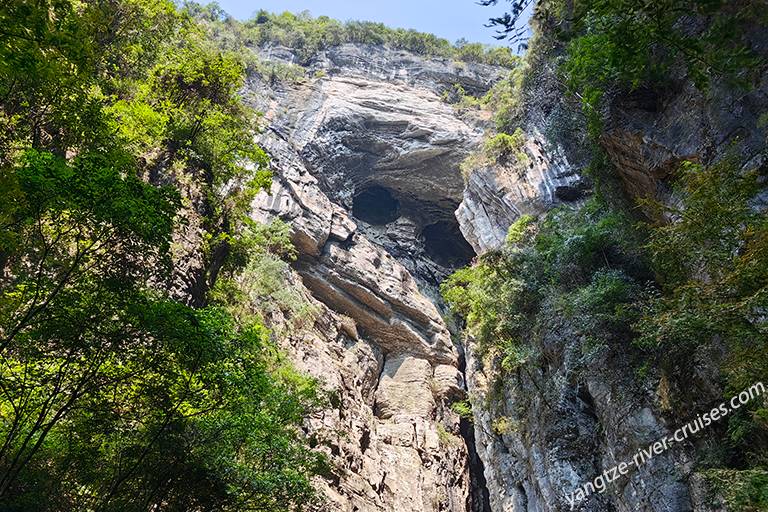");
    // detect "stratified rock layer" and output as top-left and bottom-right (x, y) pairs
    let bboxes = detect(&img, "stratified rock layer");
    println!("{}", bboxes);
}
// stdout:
(241, 29), (768, 511)
(246, 43), (501, 512)
(456, 128), (585, 254)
